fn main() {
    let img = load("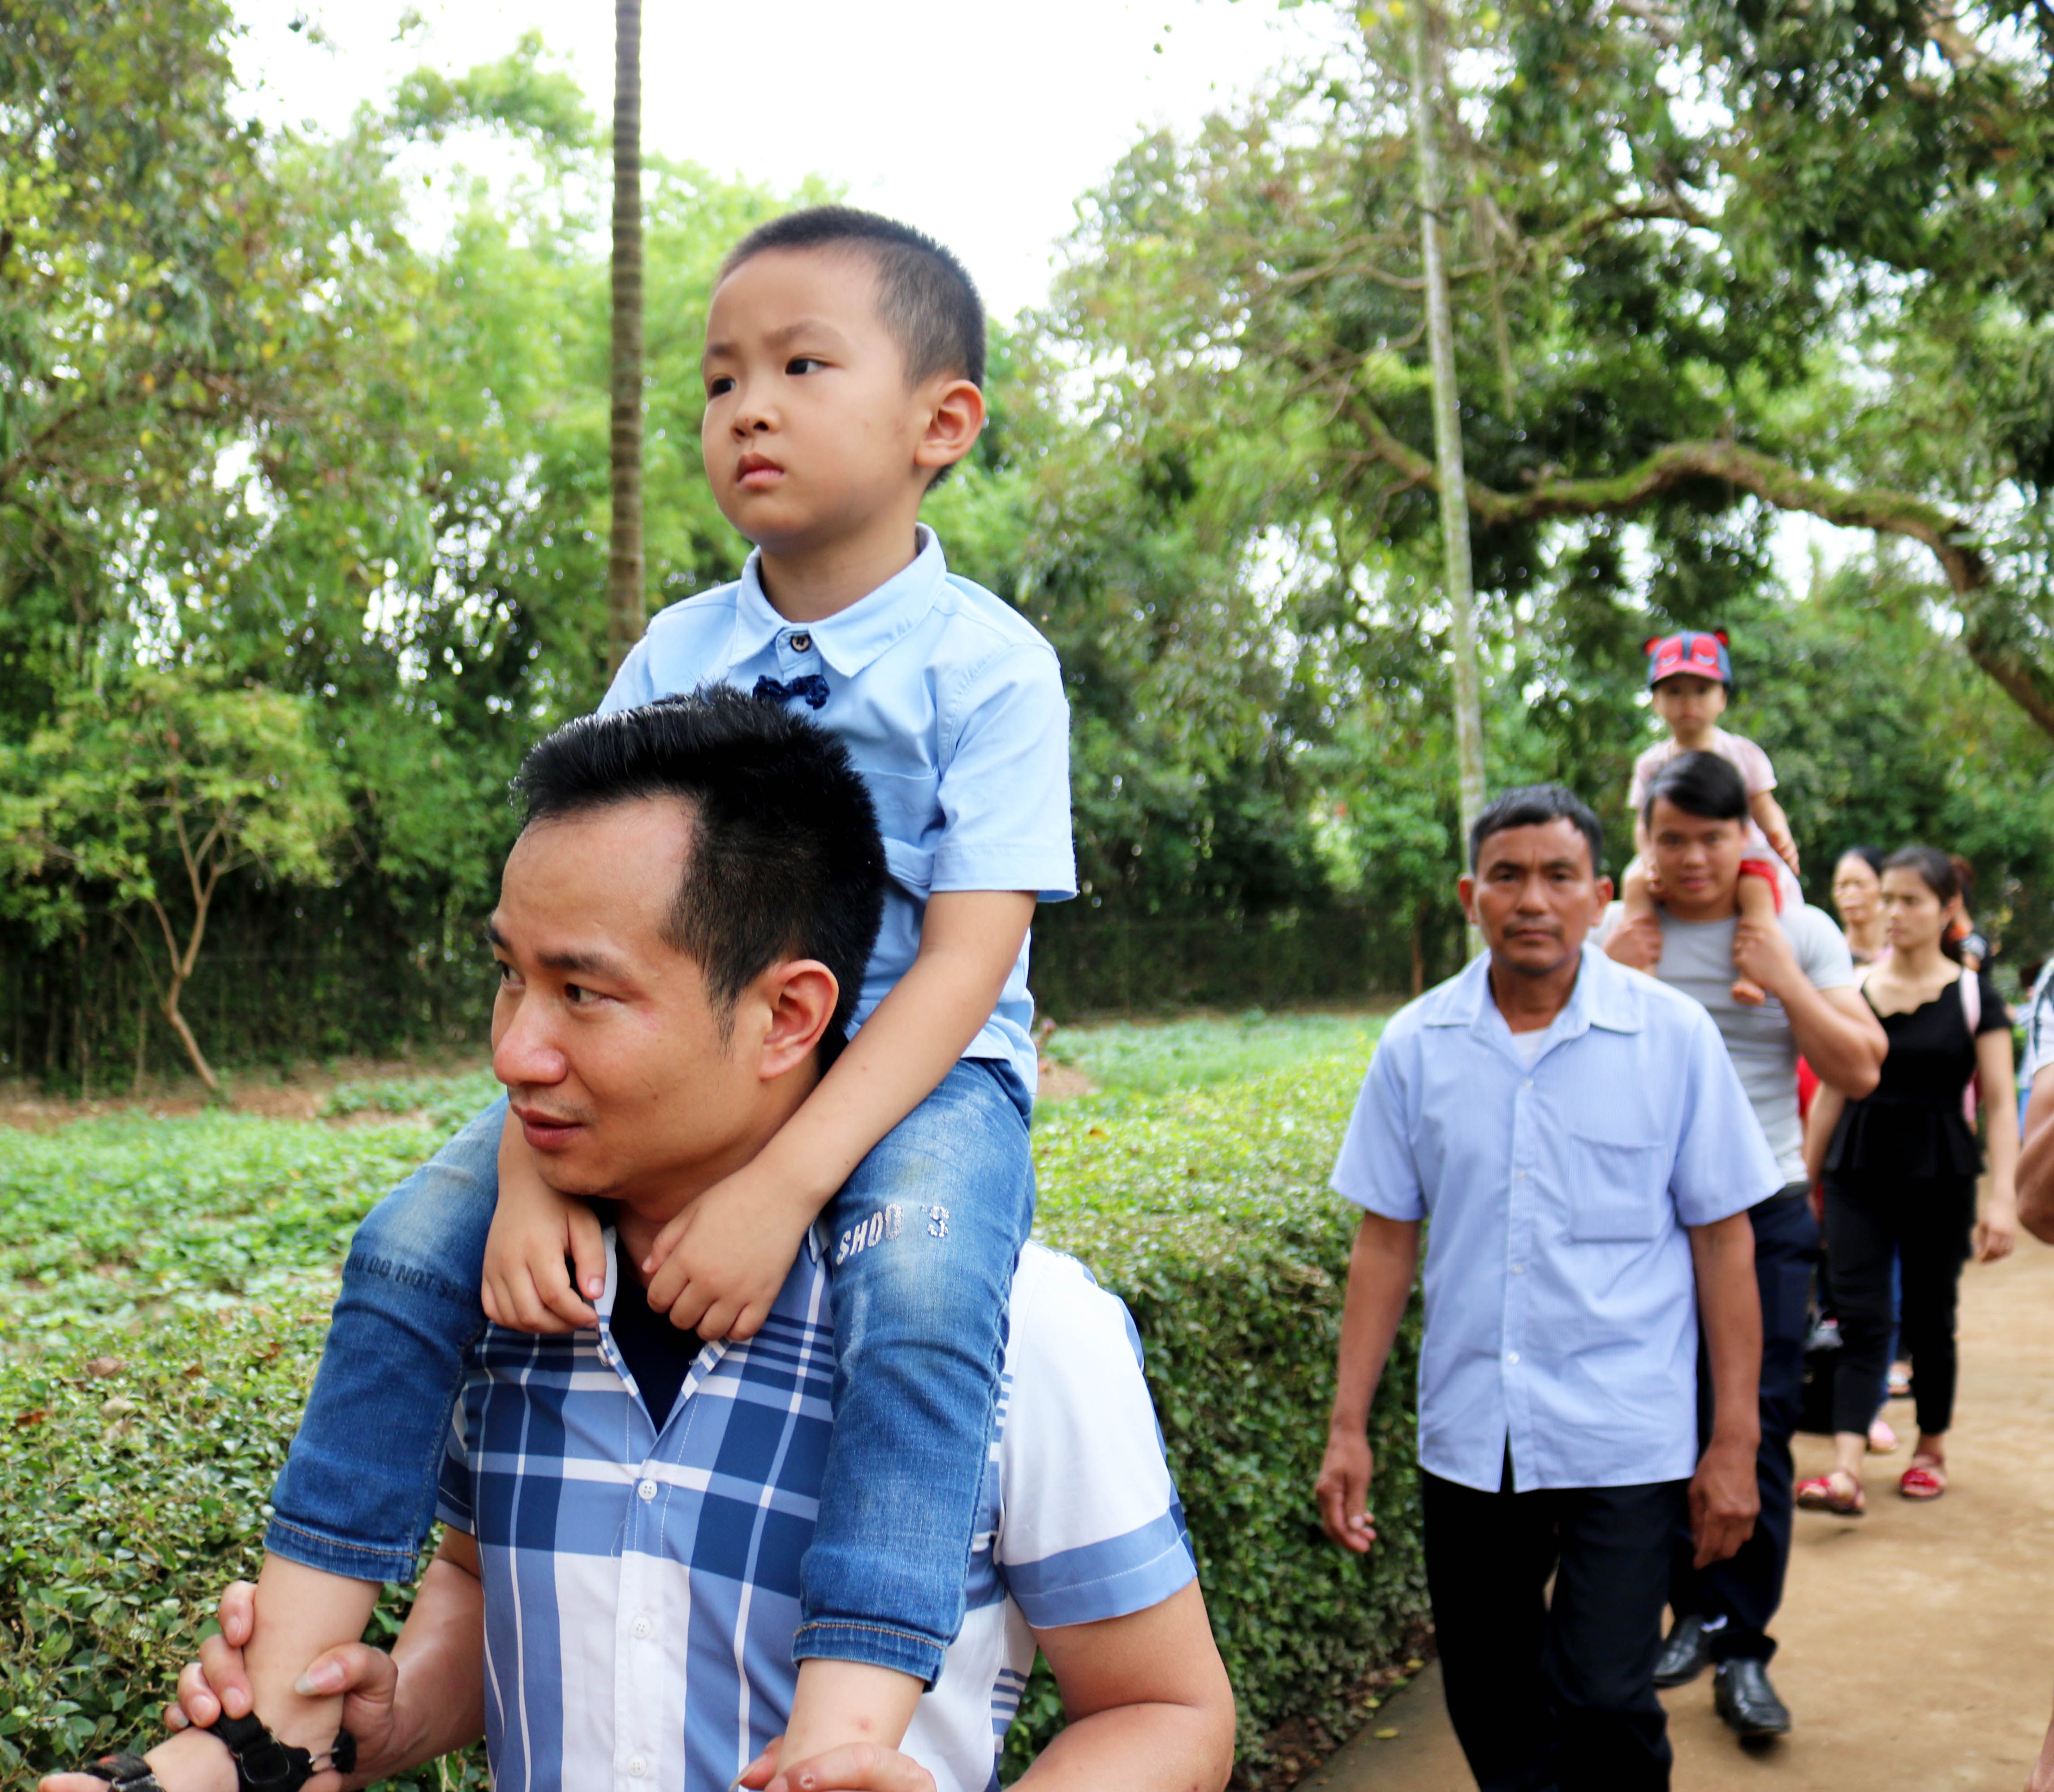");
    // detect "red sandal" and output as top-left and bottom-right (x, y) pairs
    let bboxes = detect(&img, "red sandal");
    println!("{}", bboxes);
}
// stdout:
(1795, 1471), (1865, 1516)
(1899, 1456), (1947, 1500)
